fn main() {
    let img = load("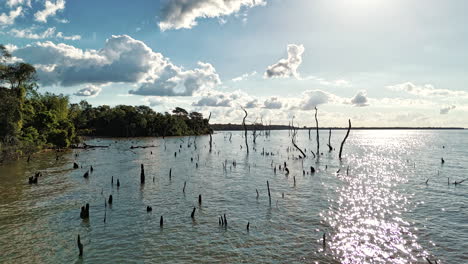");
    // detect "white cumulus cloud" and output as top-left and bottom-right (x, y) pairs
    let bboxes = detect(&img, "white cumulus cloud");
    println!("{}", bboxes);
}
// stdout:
(0, 7), (23, 25)
(263, 96), (283, 109)
(12, 35), (220, 96)
(6, 0), (31, 8)
(73, 85), (102, 97)
(387, 82), (468, 98)
(158, 0), (266, 31)
(350, 90), (369, 107)
(440, 105), (456, 114)
(34, 0), (65, 23)
(265, 44), (305, 79)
